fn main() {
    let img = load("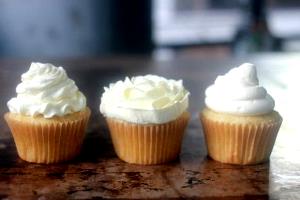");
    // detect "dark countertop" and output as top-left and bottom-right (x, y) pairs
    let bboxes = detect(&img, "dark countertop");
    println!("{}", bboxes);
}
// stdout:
(0, 54), (299, 199)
